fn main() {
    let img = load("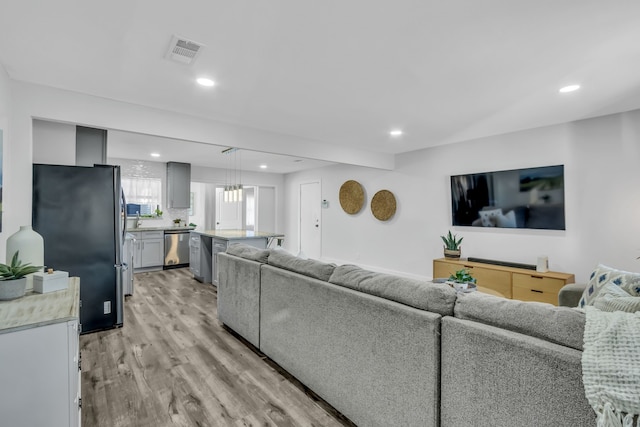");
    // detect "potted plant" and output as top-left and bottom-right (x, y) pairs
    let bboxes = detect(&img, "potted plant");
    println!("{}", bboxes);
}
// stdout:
(0, 251), (43, 300)
(441, 230), (463, 258)
(446, 268), (477, 292)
